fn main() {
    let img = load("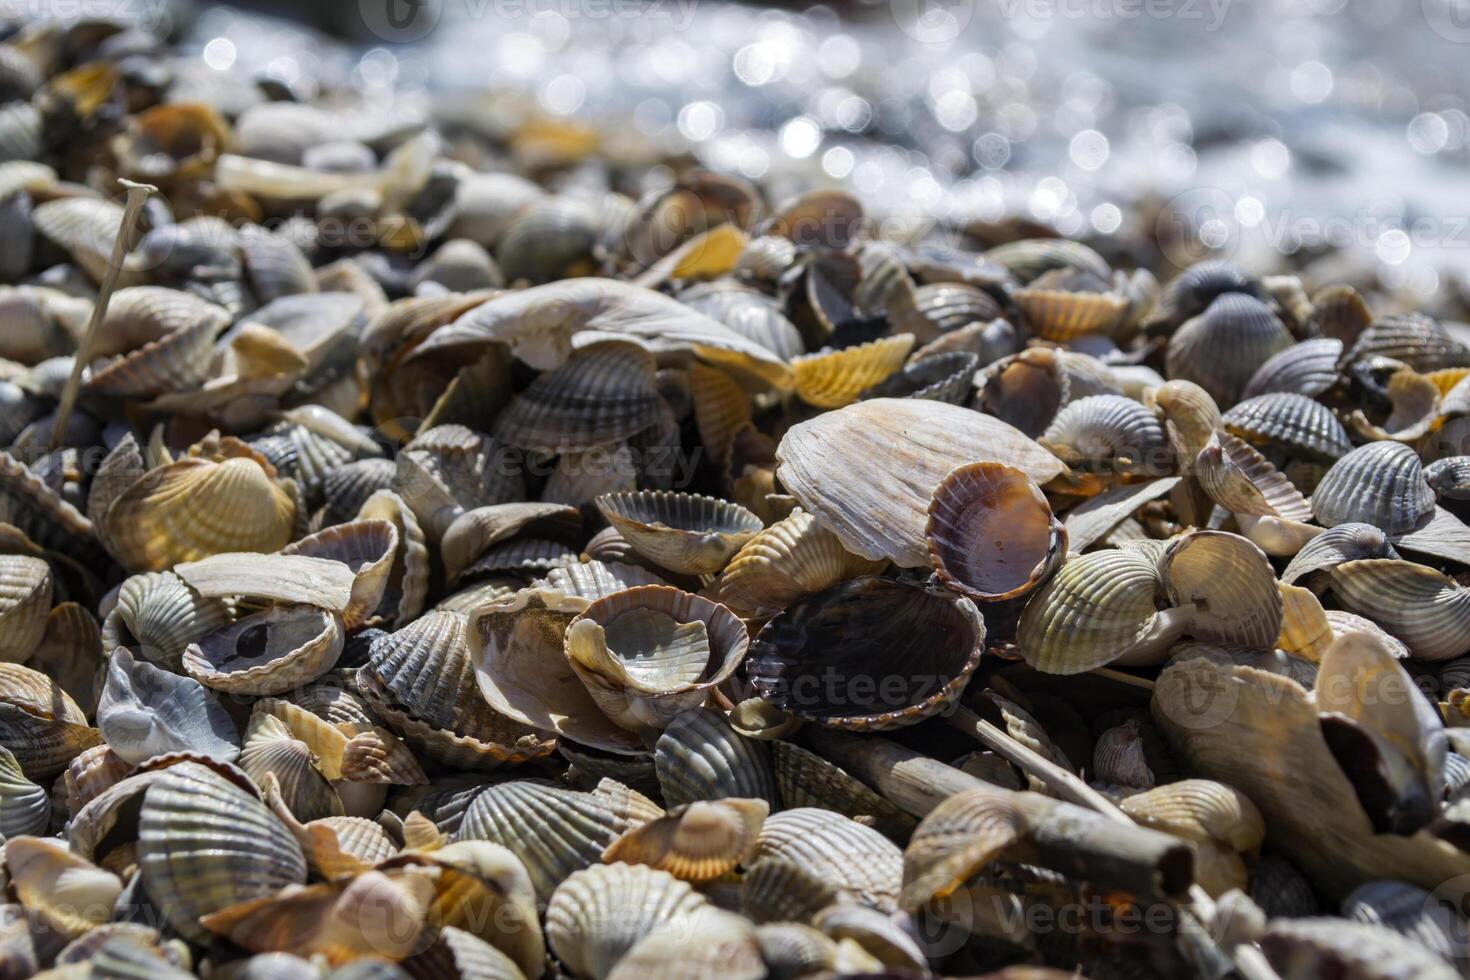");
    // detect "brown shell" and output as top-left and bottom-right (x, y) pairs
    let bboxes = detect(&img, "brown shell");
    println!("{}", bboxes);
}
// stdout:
(926, 461), (1066, 602)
